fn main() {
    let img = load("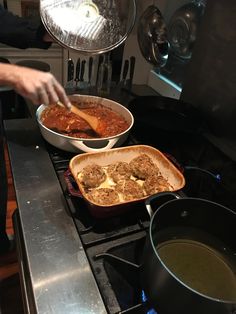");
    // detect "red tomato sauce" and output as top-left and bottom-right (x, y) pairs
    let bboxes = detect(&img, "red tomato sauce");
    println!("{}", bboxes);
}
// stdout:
(40, 102), (130, 139)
